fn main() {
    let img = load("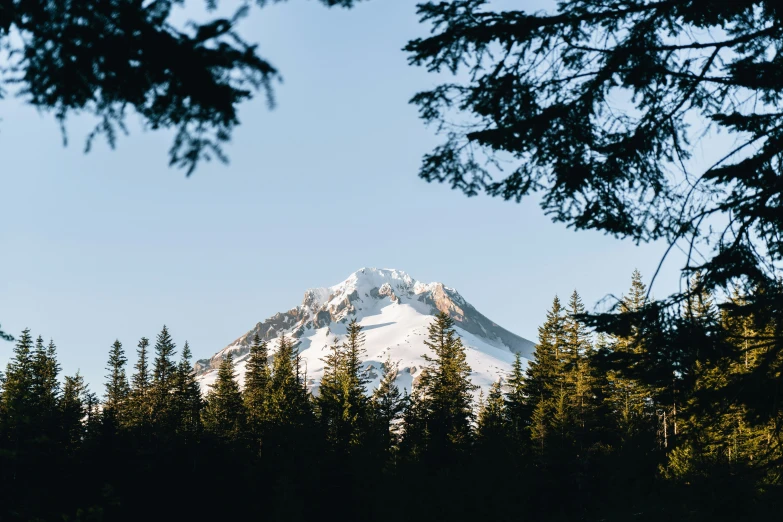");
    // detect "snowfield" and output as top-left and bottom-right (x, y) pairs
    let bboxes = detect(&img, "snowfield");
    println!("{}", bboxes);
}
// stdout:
(196, 268), (534, 397)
